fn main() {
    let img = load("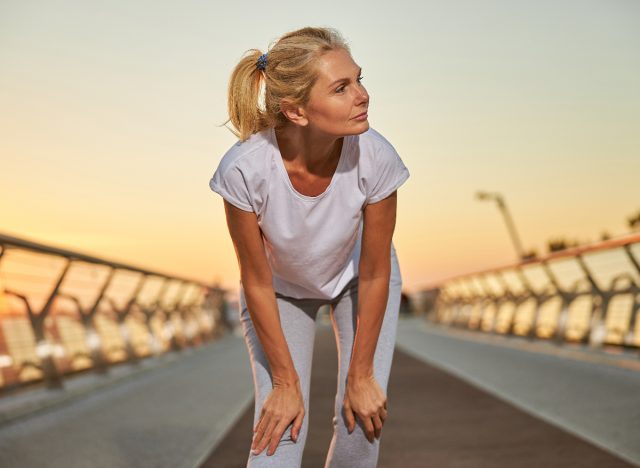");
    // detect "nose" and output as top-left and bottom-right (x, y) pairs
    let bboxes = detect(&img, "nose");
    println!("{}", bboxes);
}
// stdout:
(355, 86), (369, 105)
